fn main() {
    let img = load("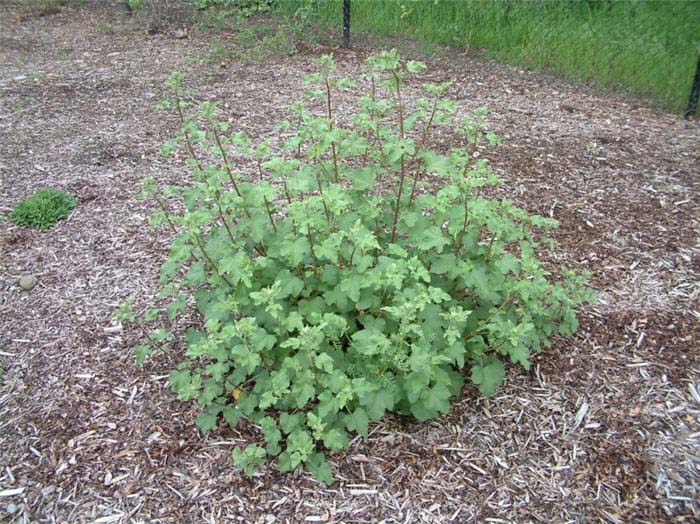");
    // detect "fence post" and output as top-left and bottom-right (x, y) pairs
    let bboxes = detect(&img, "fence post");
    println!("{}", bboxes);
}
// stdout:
(343, 0), (351, 49)
(685, 53), (700, 119)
